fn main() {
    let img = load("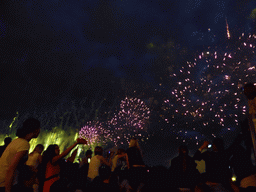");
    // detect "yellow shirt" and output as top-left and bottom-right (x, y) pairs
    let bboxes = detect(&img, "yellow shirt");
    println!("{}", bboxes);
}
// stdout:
(248, 97), (256, 115)
(88, 155), (102, 180)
